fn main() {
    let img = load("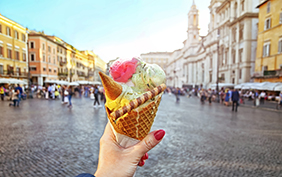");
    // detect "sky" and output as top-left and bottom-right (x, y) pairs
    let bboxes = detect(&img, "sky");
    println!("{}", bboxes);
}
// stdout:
(0, 0), (211, 62)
